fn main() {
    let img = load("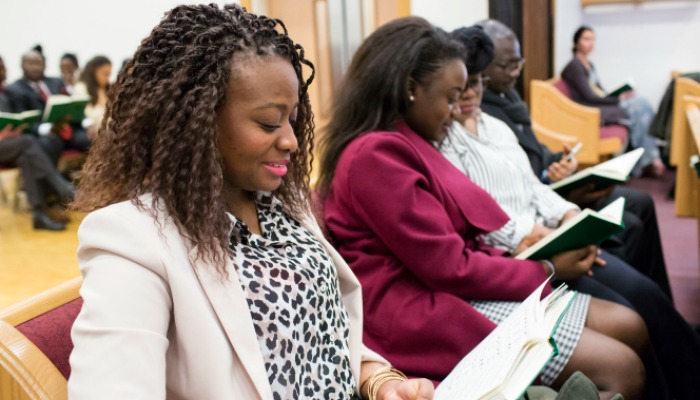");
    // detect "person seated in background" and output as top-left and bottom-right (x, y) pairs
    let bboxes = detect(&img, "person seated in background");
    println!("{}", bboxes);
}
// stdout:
(478, 19), (673, 301)
(59, 53), (79, 95)
(1, 57), (75, 230)
(0, 124), (75, 231)
(561, 26), (664, 177)
(68, 4), (431, 399)
(0, 55), (6, 94)
(444, 25), (700, 399)
(4, 49), (91, 166)
(73, 55), (111, 139)
(319, 16), (648, 399)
